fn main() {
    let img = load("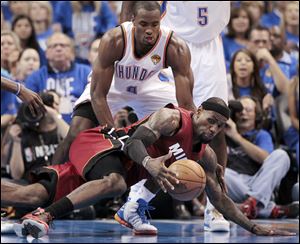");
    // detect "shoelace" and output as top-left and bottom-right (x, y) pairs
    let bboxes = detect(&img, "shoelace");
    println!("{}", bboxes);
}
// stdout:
(128, 202), (155, 227)
(211, 209), (224, 220)
(137, 202), (155, 224)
